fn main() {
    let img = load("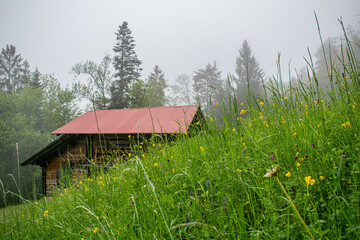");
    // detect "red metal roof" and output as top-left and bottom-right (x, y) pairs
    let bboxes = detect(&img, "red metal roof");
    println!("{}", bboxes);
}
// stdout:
(52, 105), (199, 134)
